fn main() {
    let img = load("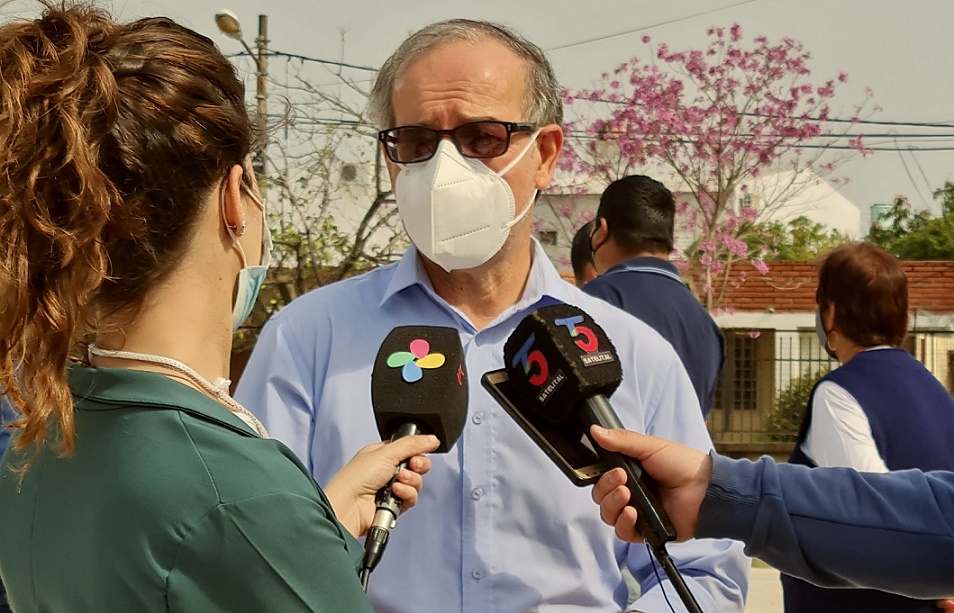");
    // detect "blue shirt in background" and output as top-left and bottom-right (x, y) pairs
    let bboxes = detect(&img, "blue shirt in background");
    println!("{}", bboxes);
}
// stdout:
(584, 257), (725, 418)
(236, 241), (749, 613)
